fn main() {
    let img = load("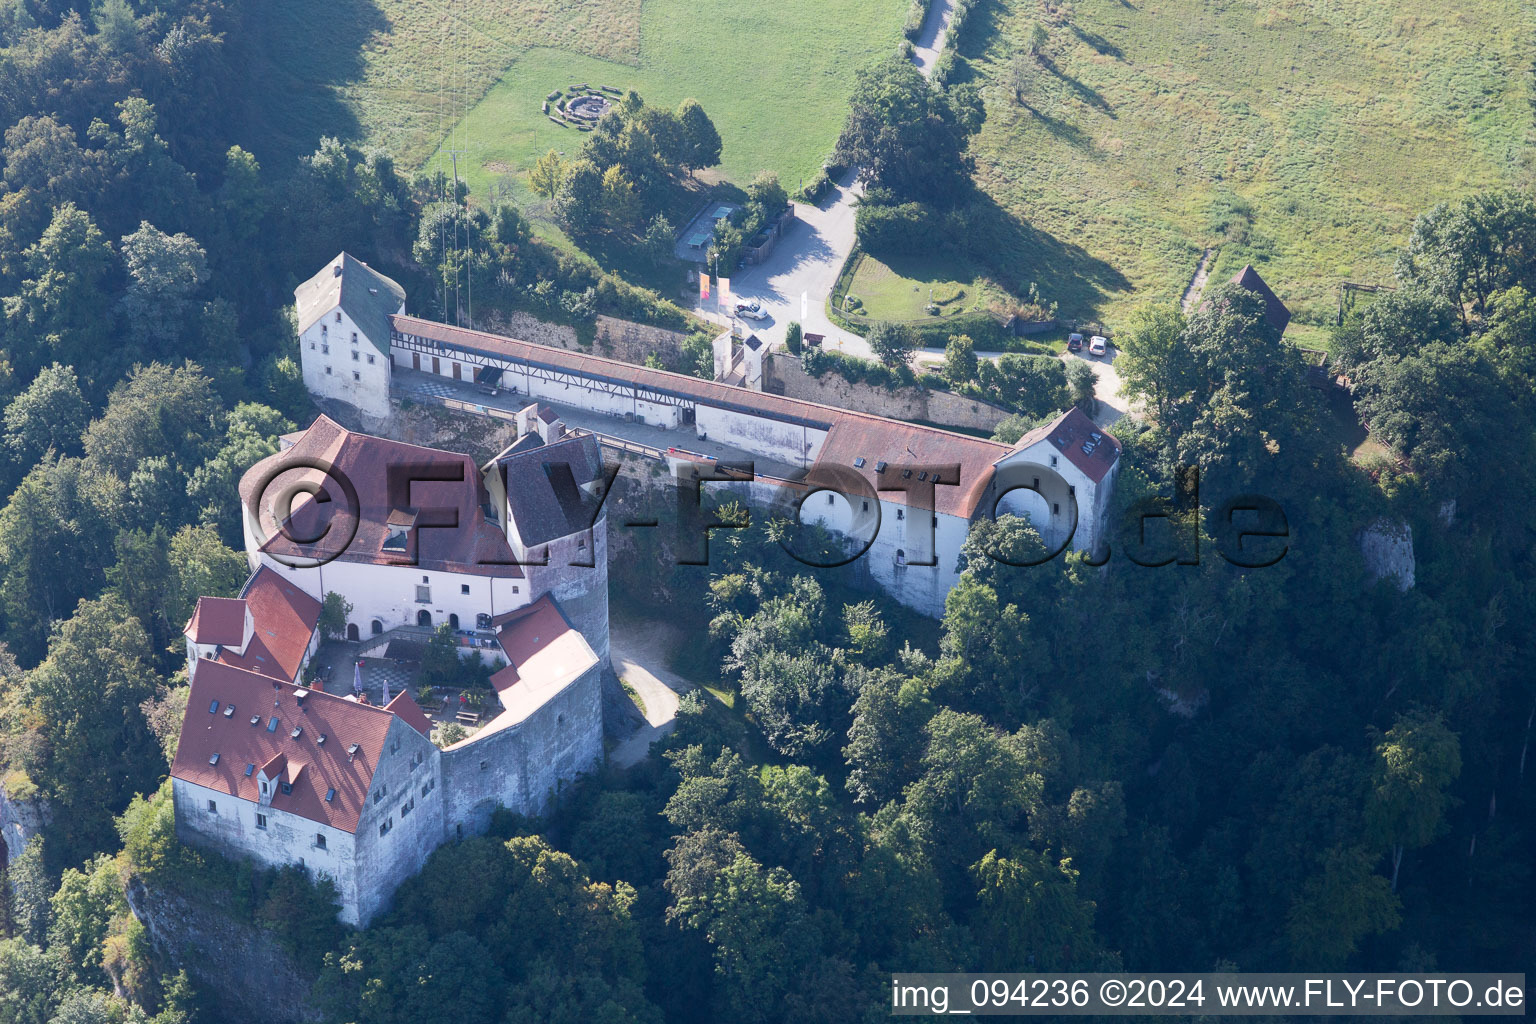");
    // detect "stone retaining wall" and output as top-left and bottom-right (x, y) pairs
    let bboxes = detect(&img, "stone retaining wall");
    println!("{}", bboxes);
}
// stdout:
(763, 352), (1010, 434)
